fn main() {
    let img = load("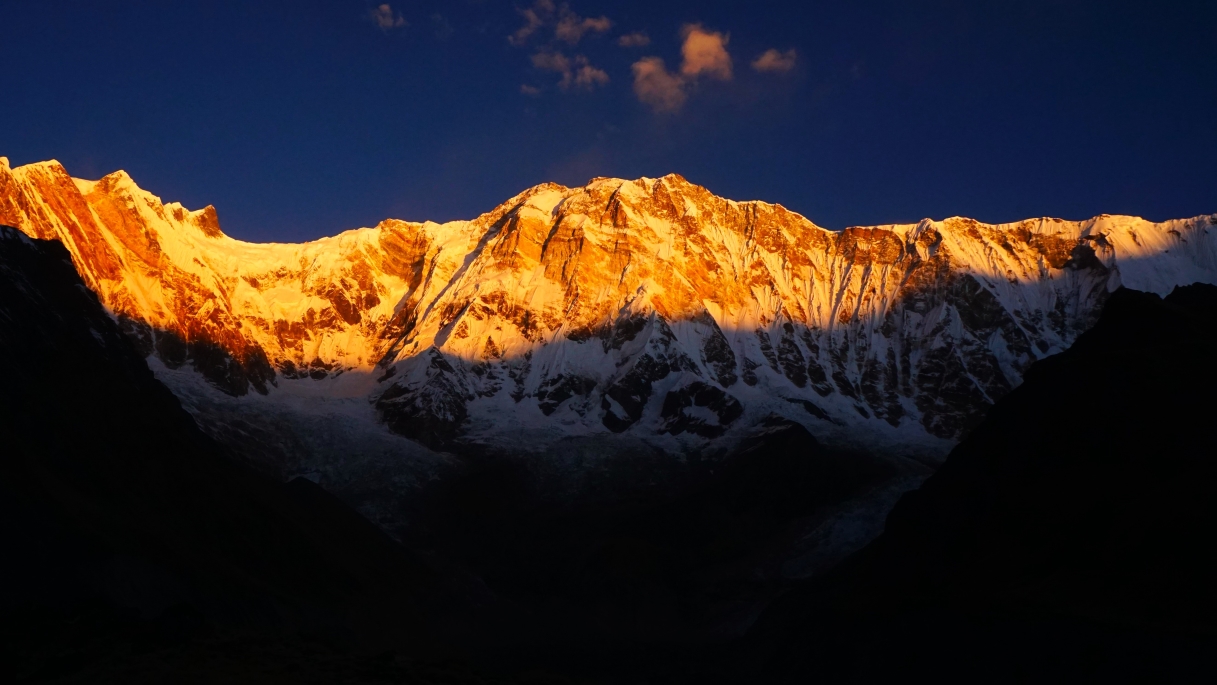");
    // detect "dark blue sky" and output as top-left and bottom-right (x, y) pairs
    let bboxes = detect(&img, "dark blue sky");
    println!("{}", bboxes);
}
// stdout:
(2, 1), (1214, 242)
